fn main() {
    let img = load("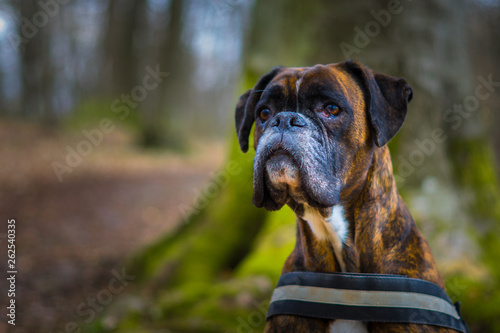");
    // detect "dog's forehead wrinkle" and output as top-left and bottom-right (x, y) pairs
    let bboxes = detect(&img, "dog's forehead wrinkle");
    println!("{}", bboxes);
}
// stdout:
(295, 76), (303, 113)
